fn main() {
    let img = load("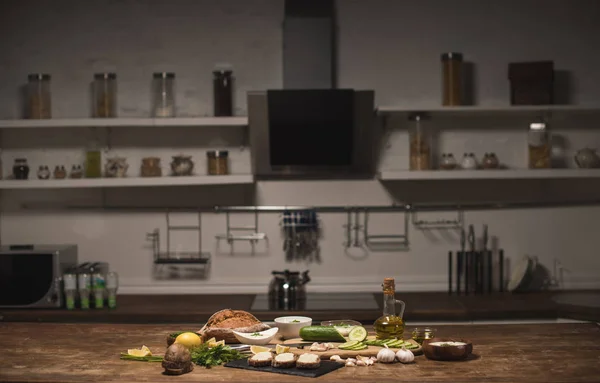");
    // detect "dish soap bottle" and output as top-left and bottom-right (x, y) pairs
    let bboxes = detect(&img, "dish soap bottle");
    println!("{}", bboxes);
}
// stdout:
(85, 139), (102, 178)
(374, 278), (406, 339)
